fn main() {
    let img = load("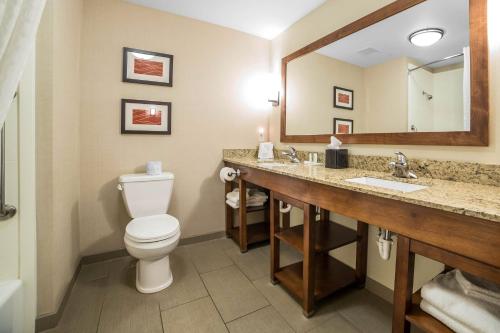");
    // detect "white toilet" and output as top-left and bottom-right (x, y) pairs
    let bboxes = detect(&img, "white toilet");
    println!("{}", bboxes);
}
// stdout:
(118, 172), (181, 293)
